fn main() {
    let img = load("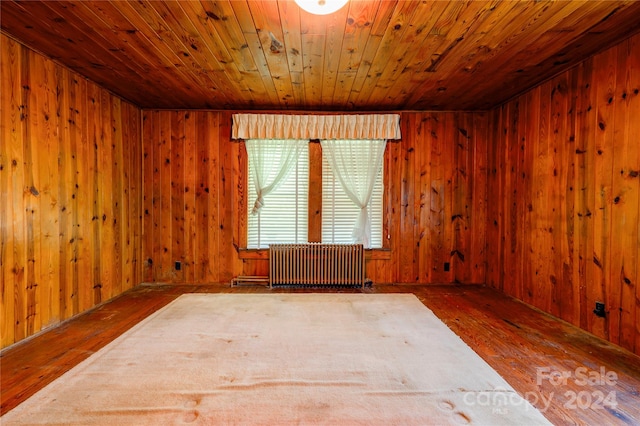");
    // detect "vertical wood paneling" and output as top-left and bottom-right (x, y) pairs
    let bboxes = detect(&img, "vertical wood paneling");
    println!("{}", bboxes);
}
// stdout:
(416, 113), (431, 283)
(141, 110), (489, 286)
(34, 48), (58, 333)
(574, 59), (595, 333)
(381, 136), (401, 284)
(505, 100), (519, 301)
(141, 112), (154, 283)
(75, 77), (93, 313)
(128, 101), (143, 290)
(452, 113), (471, 283)
(442, 113), (456, 284)
(566, 70), (580, 326)
(158, 111), (172, 282)
(537, 82), (554, 314)
(612, 37), (639, 352)
(470, 113), (488, 284)
(206, 112), (222, 282)
(111, 97), (124, 298)
(99, 89), (115, 301)
(630, 37), (640, 355)
(1, 34), (143, 349)
(144, 110), (246, 284)
(516, 95), (529, 305)
(66, 69), (81, 316)
(522, 89), (538, 306)
(549, 74), (569, 319)
(221, 111), (243, 281)
(485, 108), (502, 290)
(20, 48), (36, 340)
(87, 83), (101, 306)
(399, 113), (417, 282)
(1, 35), (22, 346)
(428, 113), (447, 283)
(384, 109), (487, 284)
(487, 32), (640, 356)
(594, 46), (617, 342)
(183, 112), (196, 283)
(170, 111), (185, 283)
(193, 112), (209, 280)
(308, 142), (323, 243)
